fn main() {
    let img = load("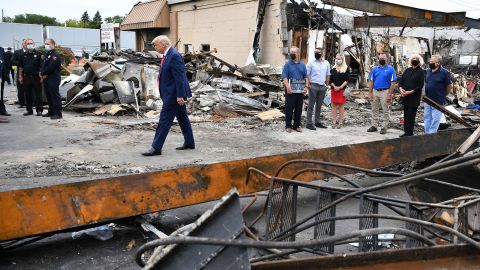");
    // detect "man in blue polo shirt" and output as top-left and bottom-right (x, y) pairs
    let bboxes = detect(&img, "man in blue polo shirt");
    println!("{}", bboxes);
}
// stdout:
(367, 53), (396, 135)
(424, 55), (452, 134)
(282, 46), (309, 133)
